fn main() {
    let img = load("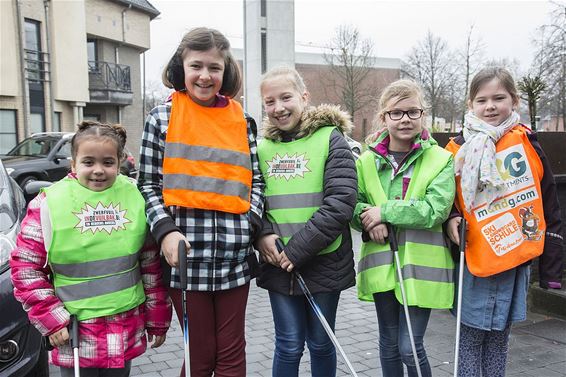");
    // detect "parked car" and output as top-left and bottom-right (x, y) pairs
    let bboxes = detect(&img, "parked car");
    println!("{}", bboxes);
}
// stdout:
(0, 132), (138, 188)
(345, 135), (362, 157)
(0, 160), (49, 377)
